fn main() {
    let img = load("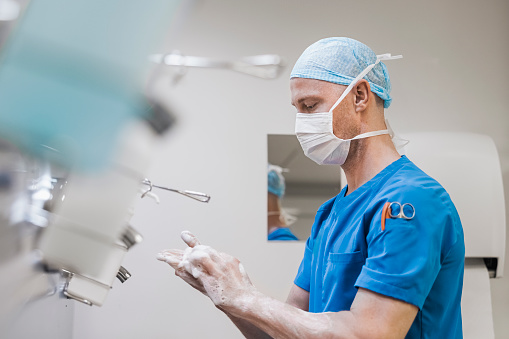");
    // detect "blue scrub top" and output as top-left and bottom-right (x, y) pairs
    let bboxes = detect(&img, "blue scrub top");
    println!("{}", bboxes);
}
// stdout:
(268, 227), (299, 241)
(294, 156), (464, 338)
